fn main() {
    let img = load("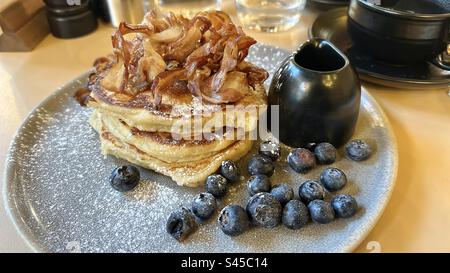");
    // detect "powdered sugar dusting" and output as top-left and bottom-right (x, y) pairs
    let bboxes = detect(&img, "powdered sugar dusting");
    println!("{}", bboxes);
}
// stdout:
(4, 45), (397, 253)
